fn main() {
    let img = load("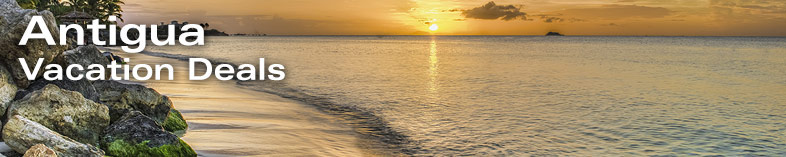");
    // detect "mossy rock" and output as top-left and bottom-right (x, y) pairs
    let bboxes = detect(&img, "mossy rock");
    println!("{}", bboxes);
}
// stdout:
(106, 139), (196, 157)
(102, 111), (196, 157)
(163, 109), (188, 132)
